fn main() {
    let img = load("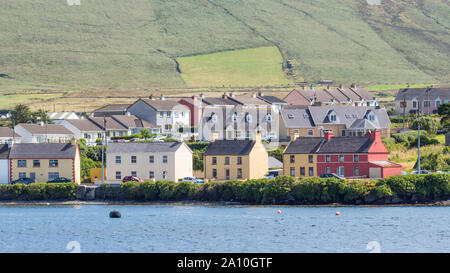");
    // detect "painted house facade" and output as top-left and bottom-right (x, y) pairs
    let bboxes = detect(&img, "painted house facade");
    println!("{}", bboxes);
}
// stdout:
(395, 87), (450, 114)
(106, 142), (193, 182)
(283, 130), (402, 179)
(9, 142), (81, 184)
(0, 127), (21, 144)
(14, 123), (75, 143)
(0, 144), (10, 184)
(203, 134), (268, 181)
